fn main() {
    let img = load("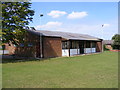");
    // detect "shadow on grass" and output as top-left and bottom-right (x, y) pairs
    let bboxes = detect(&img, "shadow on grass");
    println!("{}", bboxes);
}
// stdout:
(1, 55), (53, 64)
(2, 51), (114, 64)
(1, 52), (103, 64)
